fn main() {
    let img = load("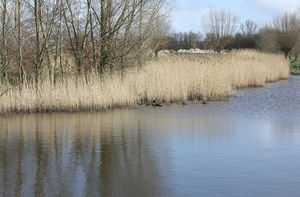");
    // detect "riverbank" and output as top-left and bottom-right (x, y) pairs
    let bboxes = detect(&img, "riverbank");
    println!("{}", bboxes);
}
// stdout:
(0, 50), (289, 115)
(291, 69), (300, 75)
(290, 55), (300, 75)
